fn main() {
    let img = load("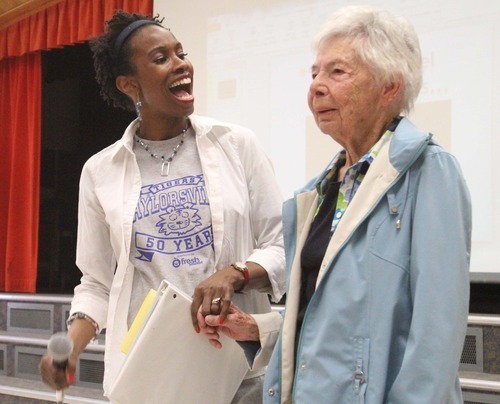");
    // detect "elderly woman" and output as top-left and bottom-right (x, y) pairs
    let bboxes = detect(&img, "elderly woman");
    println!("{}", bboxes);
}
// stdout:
(200, 5), (472, 403)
